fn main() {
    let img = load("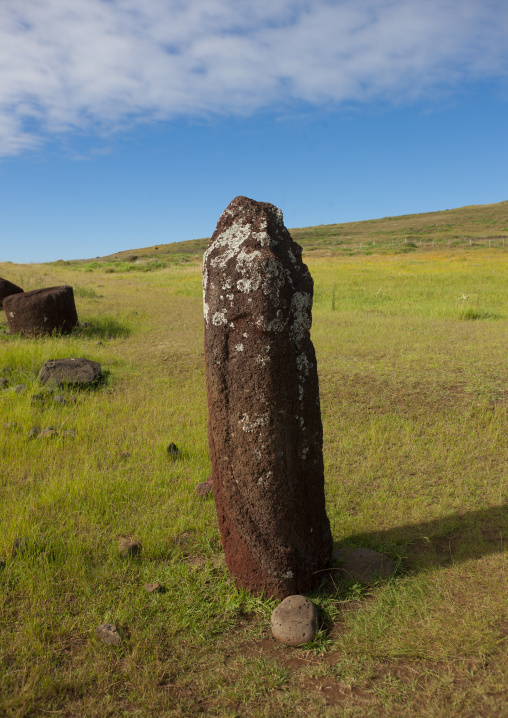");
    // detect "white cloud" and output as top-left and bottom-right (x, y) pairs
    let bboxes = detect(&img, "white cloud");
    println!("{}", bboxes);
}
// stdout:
(0, 0), (507, 156)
